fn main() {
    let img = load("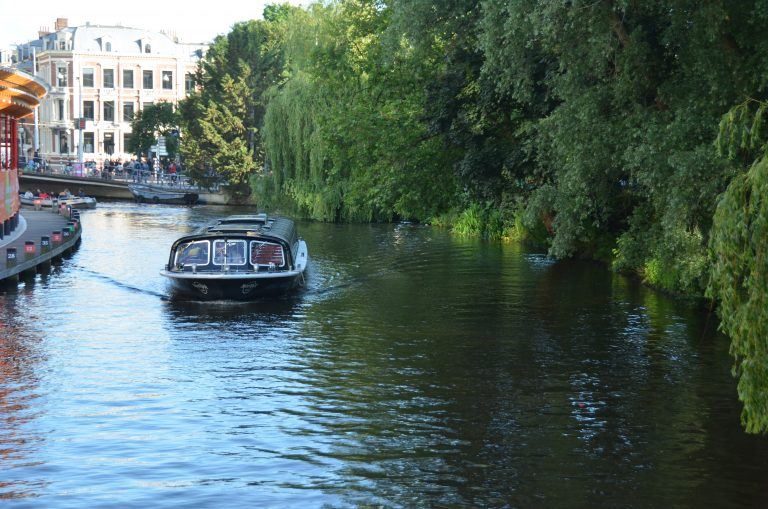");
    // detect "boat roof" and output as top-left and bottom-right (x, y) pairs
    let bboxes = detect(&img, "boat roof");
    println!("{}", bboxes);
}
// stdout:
(216, 213), (268, 224)
(184, 214), (299, 246)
